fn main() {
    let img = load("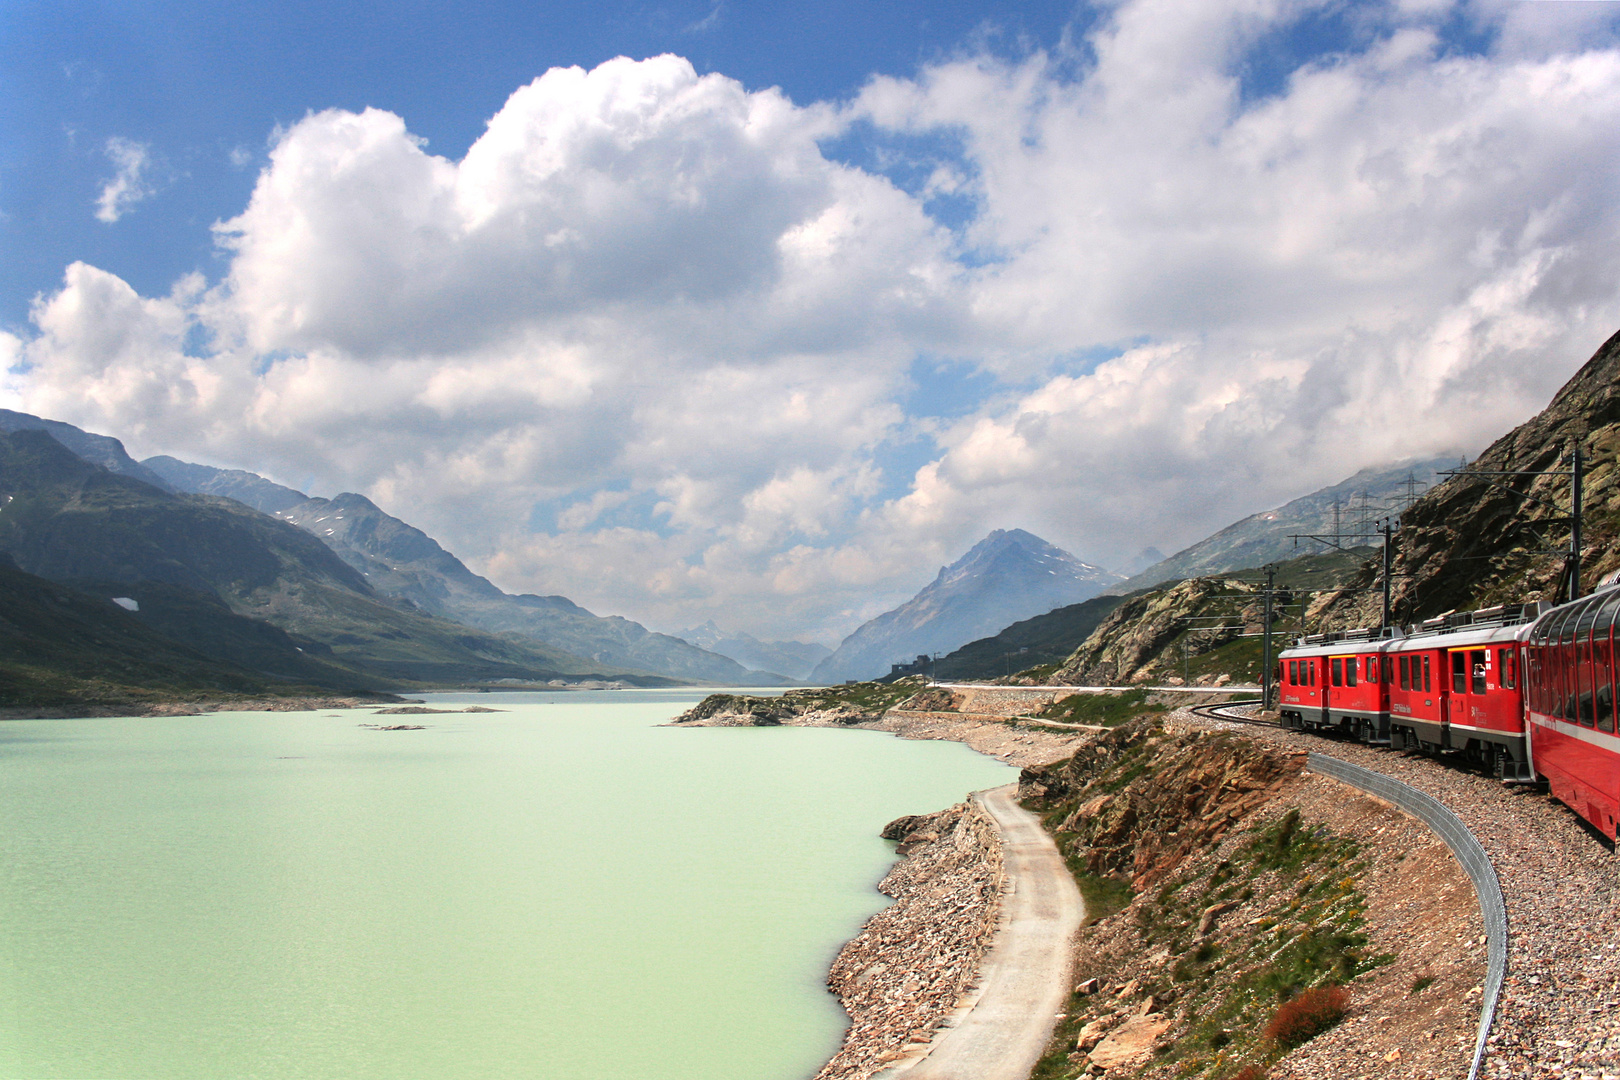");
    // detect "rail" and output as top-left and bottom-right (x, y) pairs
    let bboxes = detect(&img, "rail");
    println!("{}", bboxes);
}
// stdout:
(1305, 753), (1506, 1080)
